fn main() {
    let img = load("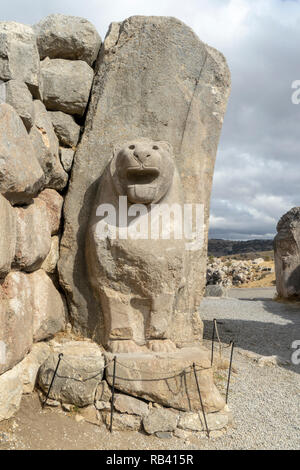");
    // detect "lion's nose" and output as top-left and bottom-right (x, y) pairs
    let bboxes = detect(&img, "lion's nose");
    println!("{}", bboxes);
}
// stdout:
(133, 150), (151, 164)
